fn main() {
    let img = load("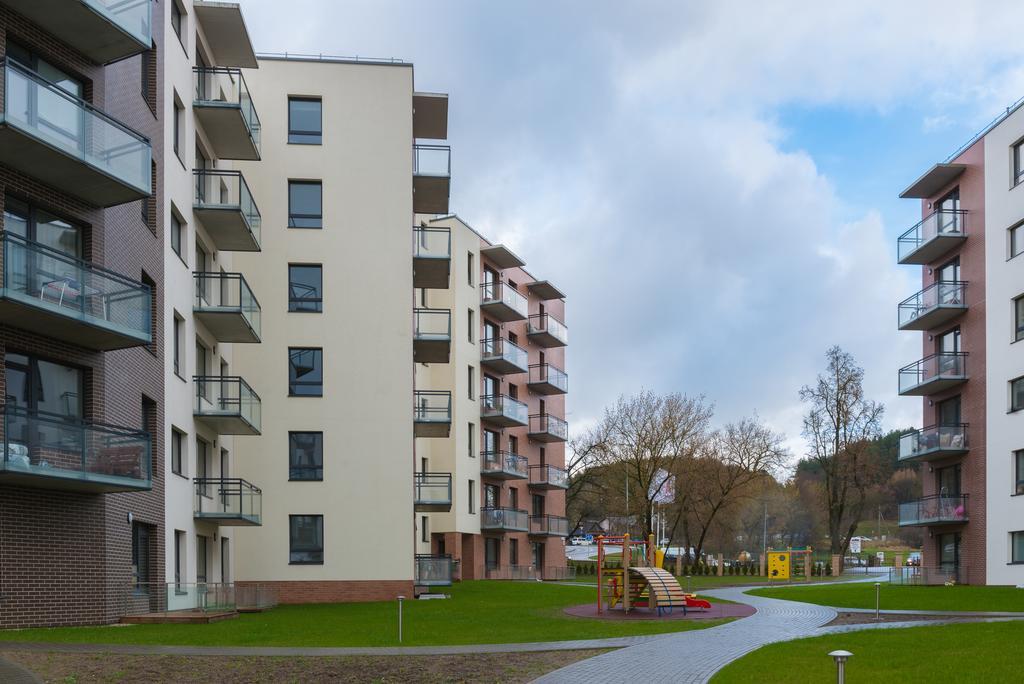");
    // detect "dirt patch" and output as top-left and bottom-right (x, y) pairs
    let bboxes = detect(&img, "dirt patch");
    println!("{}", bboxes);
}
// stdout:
(828, 612), (967, 626)
(563, 602), (754, 621)
(2, 650), (611, 683)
